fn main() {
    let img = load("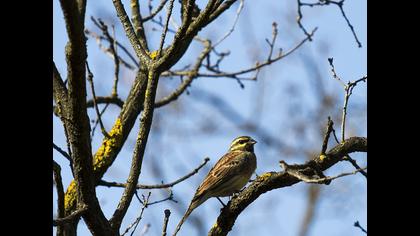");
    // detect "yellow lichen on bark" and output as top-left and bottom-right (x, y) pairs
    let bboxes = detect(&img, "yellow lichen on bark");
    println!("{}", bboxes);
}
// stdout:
(93, 118), (123, 171)
(64, 118), (124, 214)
